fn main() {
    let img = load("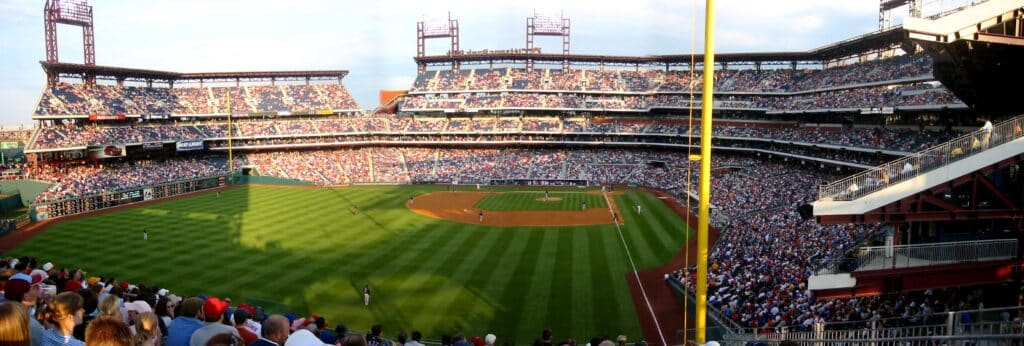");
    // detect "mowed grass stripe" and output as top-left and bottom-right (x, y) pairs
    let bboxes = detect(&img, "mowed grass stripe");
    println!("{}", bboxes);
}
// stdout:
(495, 230), (546, 341)
(588, 229), (625, 336)
(480, 229), (533, 334)
(7, 186), (689, 344)
(514, 229), (560, 339)
(425, 229), (505, 333)
(569, 228), (596, 338)
(544, 228), (578, 336)
(600, 226), (644, 334)
(617, 193), (669, 265)
(397, 227), (482, 330)
(444, 229), (518, 323)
